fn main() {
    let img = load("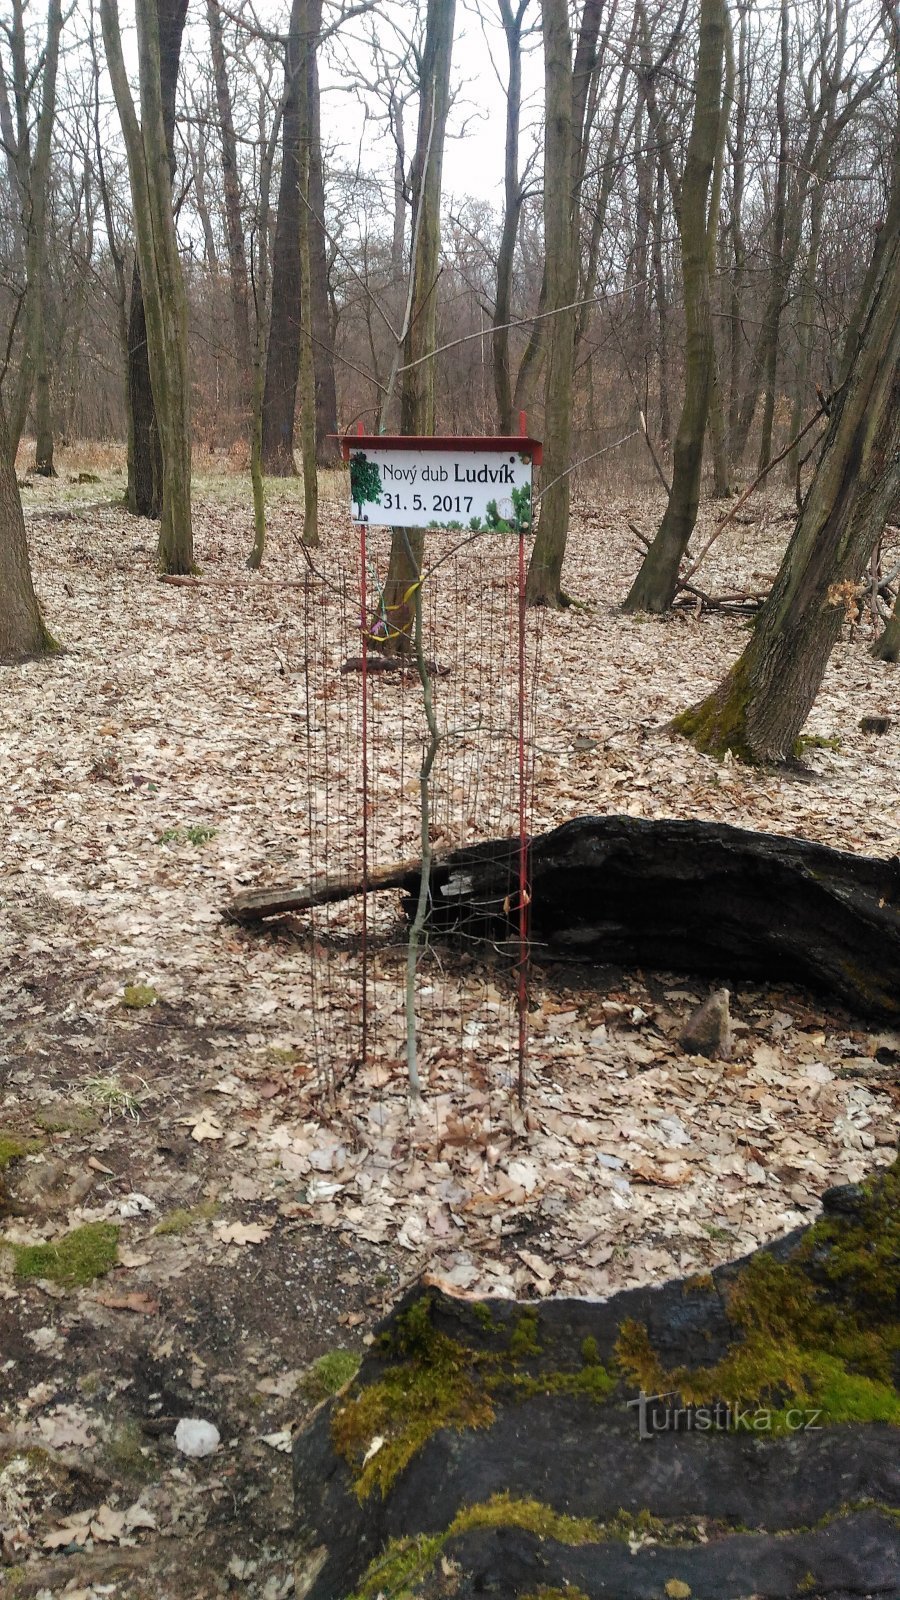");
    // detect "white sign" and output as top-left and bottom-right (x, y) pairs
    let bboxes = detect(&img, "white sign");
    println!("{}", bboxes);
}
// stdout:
(348, 447), (534, 532)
